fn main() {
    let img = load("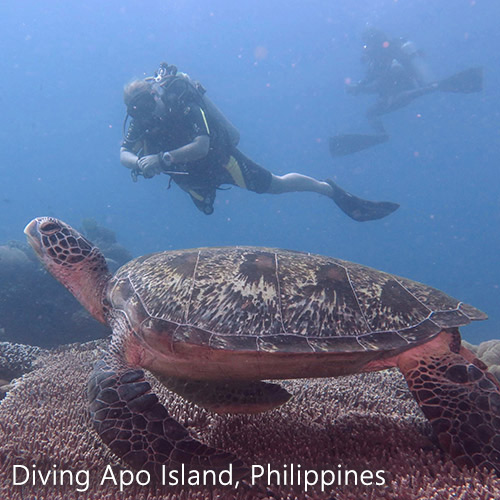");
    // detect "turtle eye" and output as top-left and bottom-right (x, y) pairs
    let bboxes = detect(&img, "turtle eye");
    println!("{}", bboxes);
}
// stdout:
(40, 221), (62, 235)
